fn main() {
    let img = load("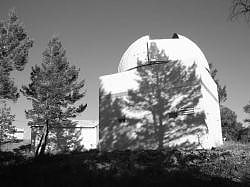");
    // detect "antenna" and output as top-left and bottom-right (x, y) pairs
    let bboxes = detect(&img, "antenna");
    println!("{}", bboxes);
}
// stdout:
(146, 42), (150, 63)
